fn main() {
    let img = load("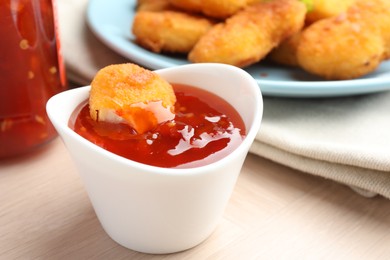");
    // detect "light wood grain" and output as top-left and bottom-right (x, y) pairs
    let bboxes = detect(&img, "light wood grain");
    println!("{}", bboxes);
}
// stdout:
(1, 138), (390, 259)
